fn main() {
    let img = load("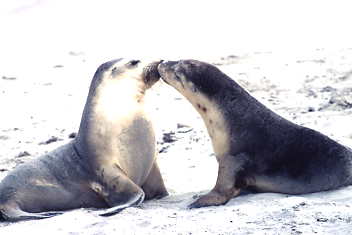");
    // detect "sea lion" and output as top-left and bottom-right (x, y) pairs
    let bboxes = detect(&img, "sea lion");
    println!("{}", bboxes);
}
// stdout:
(0, 58), (168, 221)
(158, 59), (352, 208)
